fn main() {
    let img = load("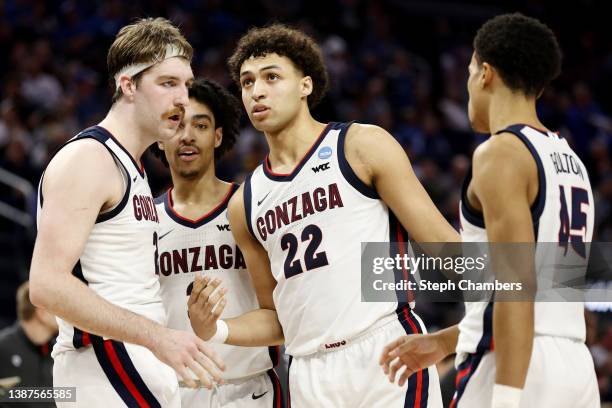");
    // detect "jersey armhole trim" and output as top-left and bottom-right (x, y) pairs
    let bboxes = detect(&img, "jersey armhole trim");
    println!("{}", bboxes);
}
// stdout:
(243, 173), (257, 240)
(460, 167), (486, 229)
(496, 125), (547, 233)
(96, 155), (131, 224)
(72, 259), (89, 284)
(38, 176), (44, 207)
(37, 134), (131, 224)
(38, 131), (109, 207)
(95, 126), (145, 179)
(337, 122), (380, 199)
